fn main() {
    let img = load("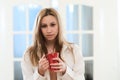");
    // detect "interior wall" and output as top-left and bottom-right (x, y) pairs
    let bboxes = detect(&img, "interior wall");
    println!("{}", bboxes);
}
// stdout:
(94, 0), (119, 80)
(117, 0), (120, 79)
(0, 1), (13, 80)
